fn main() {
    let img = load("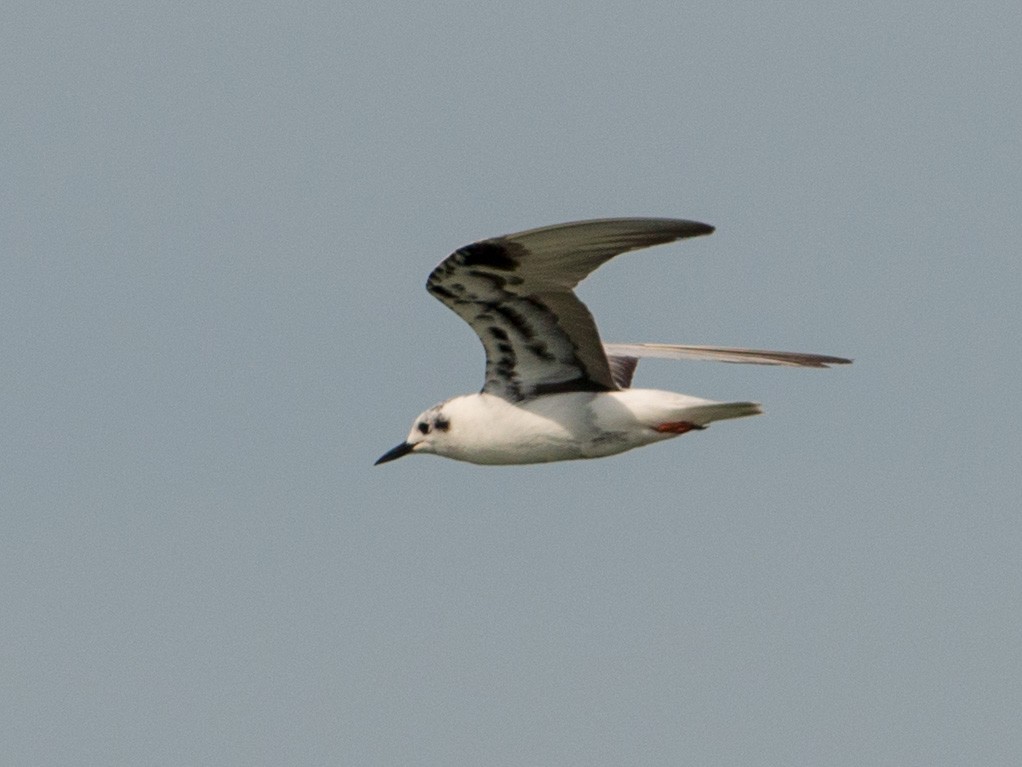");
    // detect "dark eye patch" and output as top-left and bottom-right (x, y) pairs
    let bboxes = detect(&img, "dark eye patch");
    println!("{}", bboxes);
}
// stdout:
(435, 417), (450, 432)
(417, 422), (429, 434)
